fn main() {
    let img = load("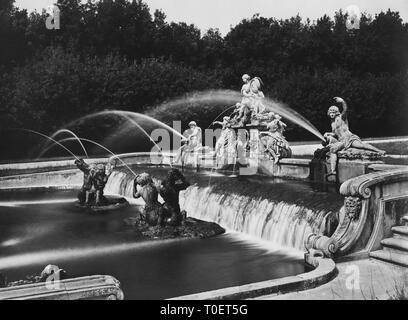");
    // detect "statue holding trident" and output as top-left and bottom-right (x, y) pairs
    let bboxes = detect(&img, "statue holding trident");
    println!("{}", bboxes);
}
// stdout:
(324, 97), (385, 177)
